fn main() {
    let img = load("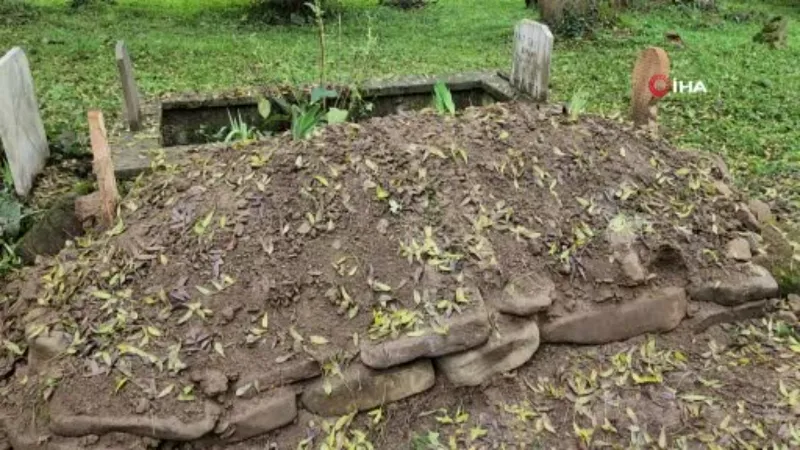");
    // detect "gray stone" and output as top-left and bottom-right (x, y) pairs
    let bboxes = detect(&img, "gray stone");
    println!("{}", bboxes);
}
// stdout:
(541, 287), (687, 344)
(496, 272), (555, 316)
(776, 310), (798, 324)
(620, 250), (647, 284)
(27, 330), (71, 374)
(360, 288), (491, 369)
(235, 357), (320, 398)
(223, 390), (296, 443)
(115, 41), (142, 132)
(736, 204), (761, 232)
(747, 199), (773, 224)
(510, 20), (553, 102)
(788, 294), (800, 314)
(436, 314), (540, 387)
(16, 194), (83, 264)
(300, 359), (435, 417)
(687, 300), (769, 333)
(0, 47), (49, 196)
(191, 369), (229, 397)
(50, 401), (222, 441)
(134, 399), (149, 415)
(726, 238), (752, 262)
(688, 264), (779, 306)
(713, 180), (733, 198)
